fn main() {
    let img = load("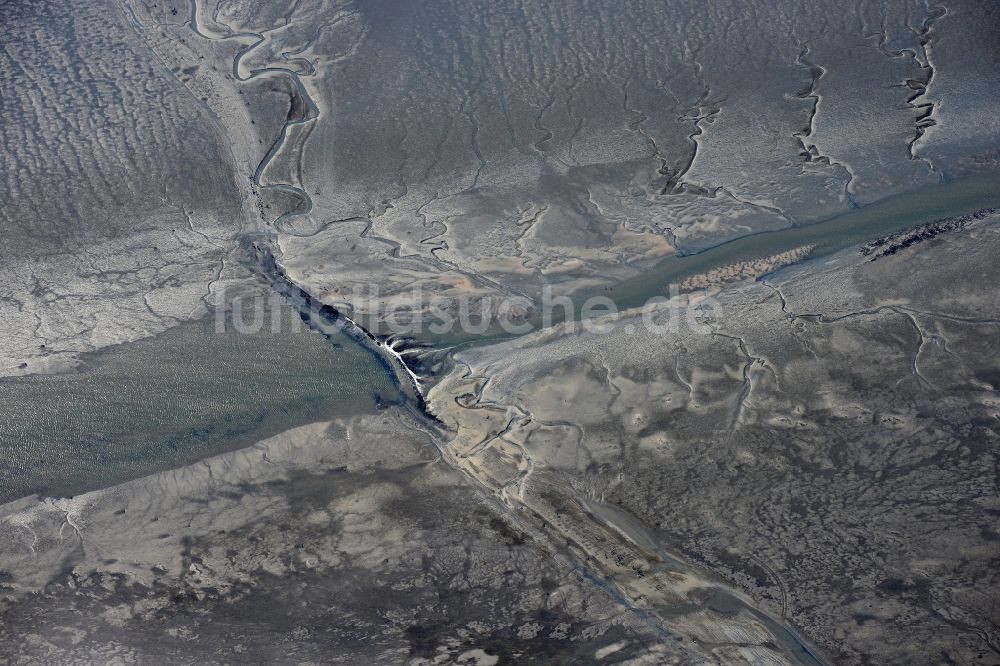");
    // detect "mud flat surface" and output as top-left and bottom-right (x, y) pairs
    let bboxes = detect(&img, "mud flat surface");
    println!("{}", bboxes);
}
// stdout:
(0, 411), (697, 664)
(3, 0), (1000, 663)
(429, 211), (1000, 664)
